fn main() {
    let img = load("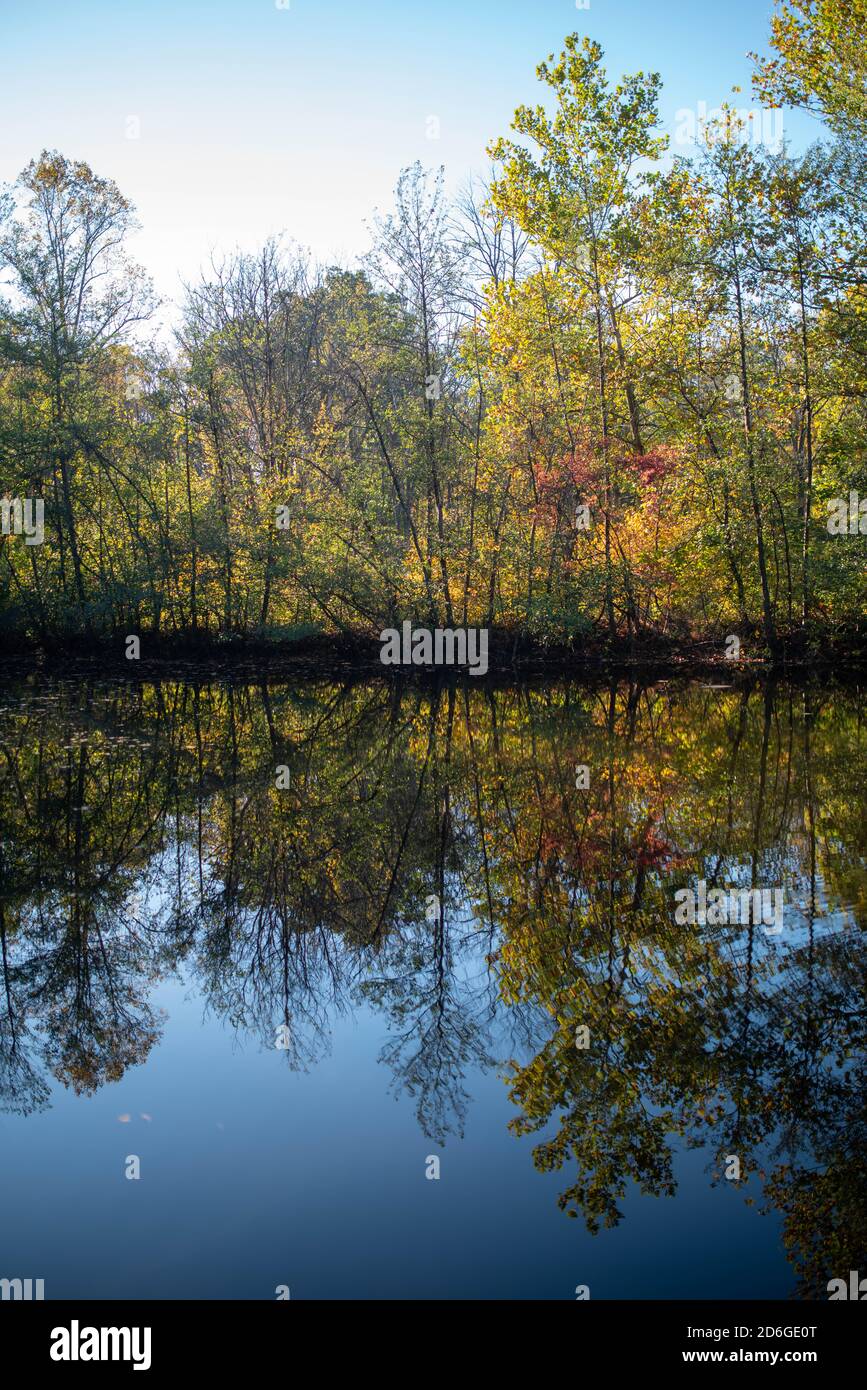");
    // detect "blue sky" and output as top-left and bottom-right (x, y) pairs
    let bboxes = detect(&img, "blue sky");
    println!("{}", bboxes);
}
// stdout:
(0, 0), (820, 310)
